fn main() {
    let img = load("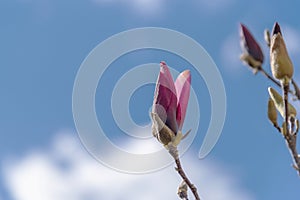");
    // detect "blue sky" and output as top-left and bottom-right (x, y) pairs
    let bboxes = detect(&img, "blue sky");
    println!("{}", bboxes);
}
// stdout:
(2, 0), (300, 199)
